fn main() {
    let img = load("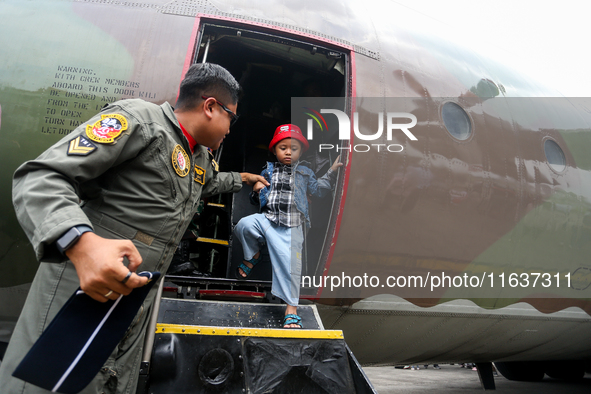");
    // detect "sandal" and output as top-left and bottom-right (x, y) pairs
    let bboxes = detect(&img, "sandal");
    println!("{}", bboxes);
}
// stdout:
(236, 254), (261, 279)
(282, 314), (302, 329)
